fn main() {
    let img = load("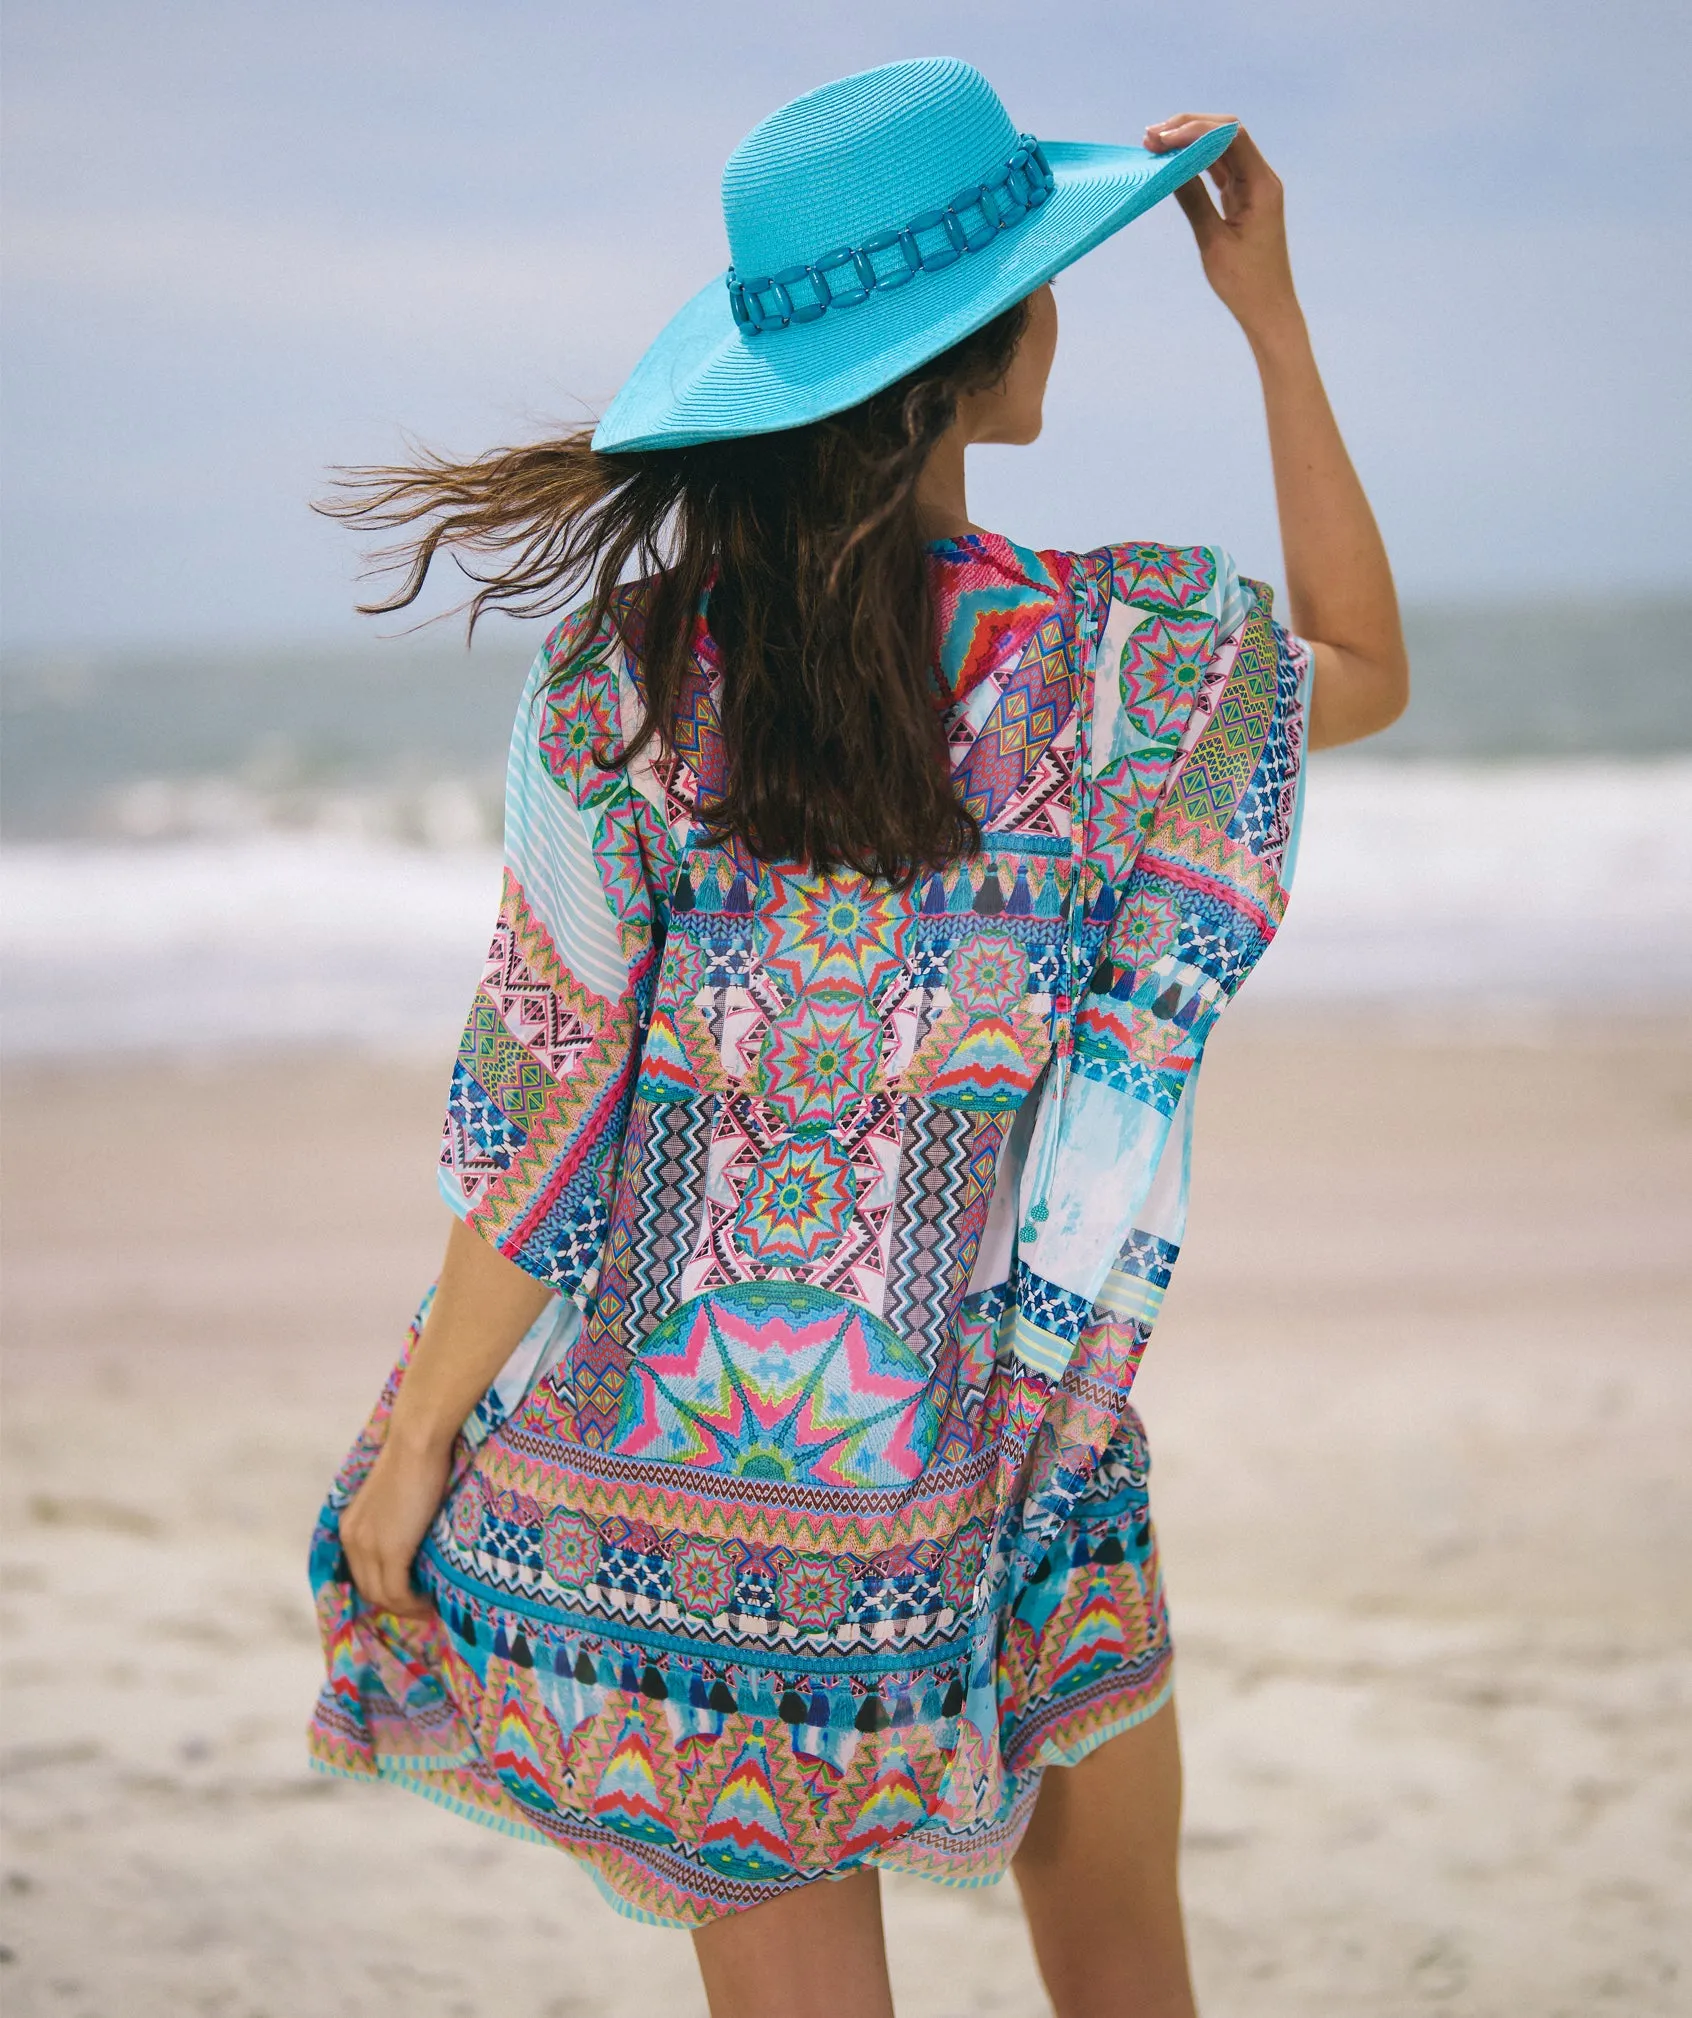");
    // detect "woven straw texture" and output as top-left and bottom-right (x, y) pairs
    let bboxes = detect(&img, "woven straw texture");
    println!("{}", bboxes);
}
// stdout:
(594, 62), (1235, 452)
